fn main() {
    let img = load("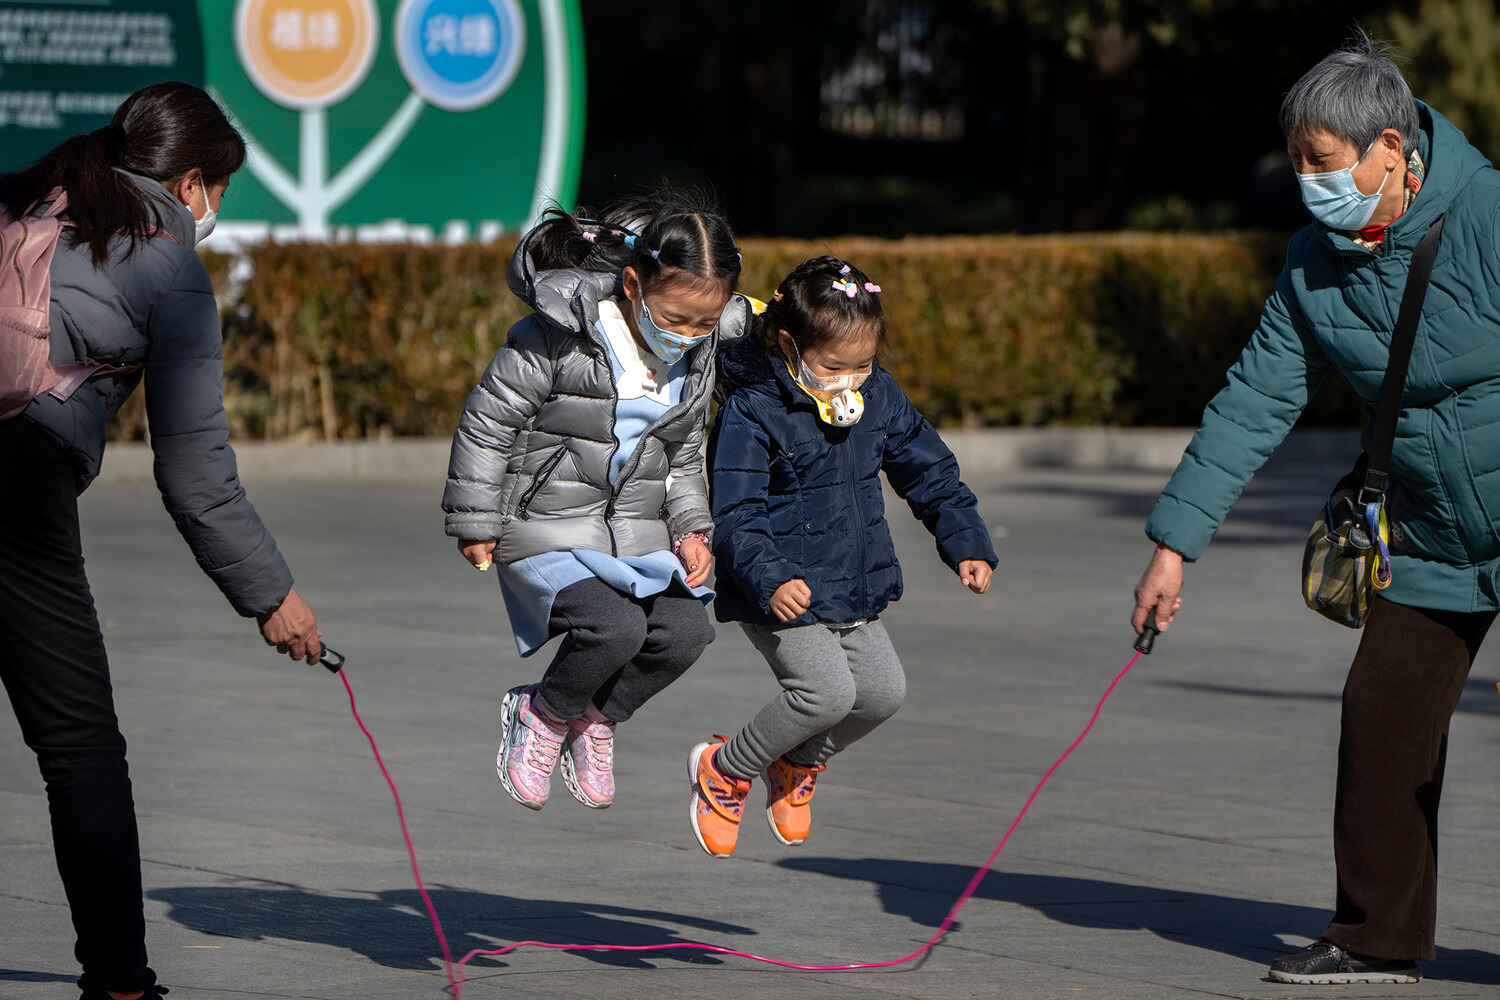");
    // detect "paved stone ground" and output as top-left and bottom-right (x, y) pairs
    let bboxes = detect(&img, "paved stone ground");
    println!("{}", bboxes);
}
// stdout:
(3, 442), (1497, 999)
